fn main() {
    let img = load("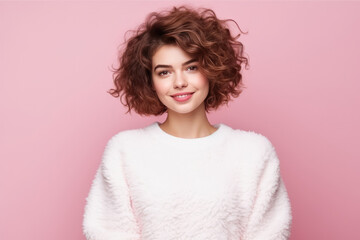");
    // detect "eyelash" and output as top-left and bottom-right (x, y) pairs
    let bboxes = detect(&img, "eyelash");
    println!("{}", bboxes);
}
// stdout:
(187, 65), (198, 71)
(158, 65), (198, 76)
(159, 71), (170, 76)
